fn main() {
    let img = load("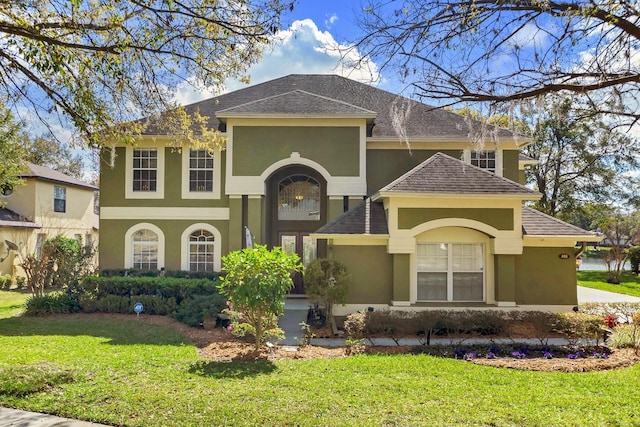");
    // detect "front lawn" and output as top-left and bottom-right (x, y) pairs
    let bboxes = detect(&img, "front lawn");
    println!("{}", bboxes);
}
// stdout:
(0, 314), (638, 426)
(577, 270), (640, 297)
(0, 290), (29, 319)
